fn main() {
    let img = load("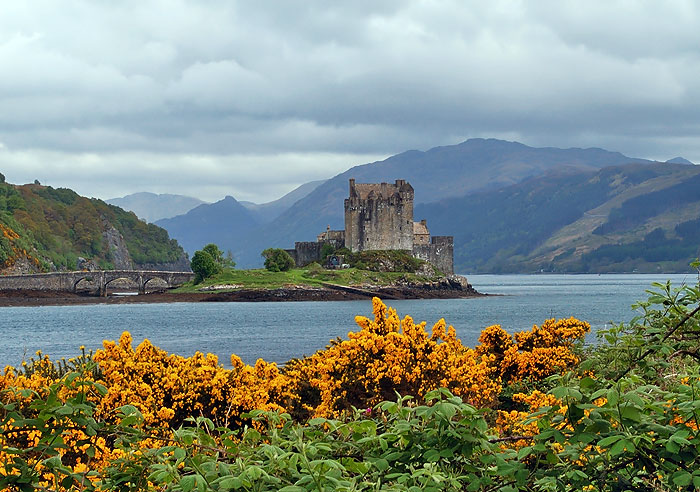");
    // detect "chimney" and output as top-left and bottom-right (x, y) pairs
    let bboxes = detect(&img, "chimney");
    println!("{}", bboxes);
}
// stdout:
(349, 178), (356, 196)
